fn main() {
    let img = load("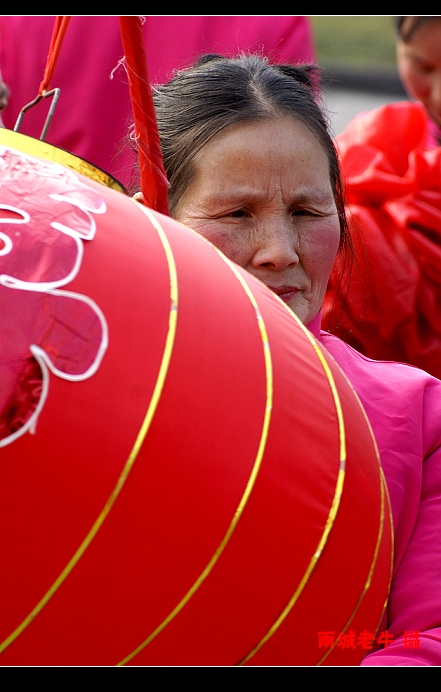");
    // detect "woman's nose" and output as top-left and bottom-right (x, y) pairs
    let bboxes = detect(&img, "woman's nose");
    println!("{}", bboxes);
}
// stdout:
(251, 219), (299, 270)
